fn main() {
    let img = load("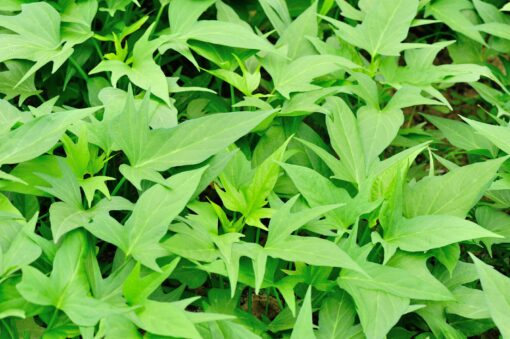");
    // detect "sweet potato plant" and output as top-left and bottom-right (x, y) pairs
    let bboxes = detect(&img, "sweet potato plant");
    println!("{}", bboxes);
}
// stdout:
(1, 0), (510, 338)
